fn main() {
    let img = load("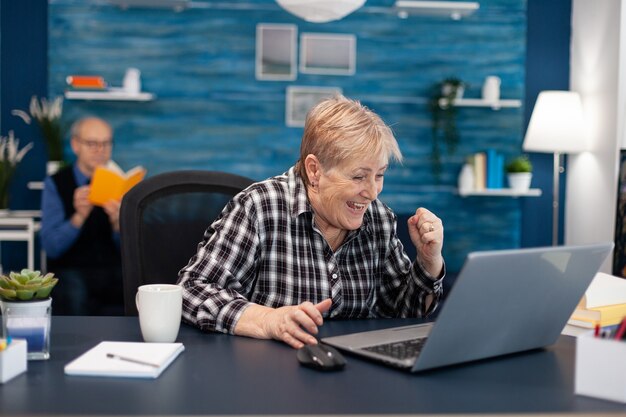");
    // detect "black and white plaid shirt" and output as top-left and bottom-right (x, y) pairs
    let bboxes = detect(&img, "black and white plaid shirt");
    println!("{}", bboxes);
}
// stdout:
(177, 167), (444, 334)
